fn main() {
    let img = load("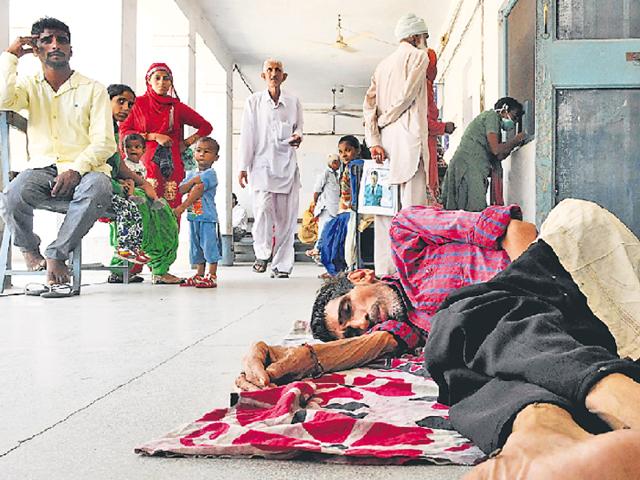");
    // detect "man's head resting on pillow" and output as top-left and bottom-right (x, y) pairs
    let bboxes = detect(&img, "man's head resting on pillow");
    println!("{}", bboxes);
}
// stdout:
(310, 271), (408, 341)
